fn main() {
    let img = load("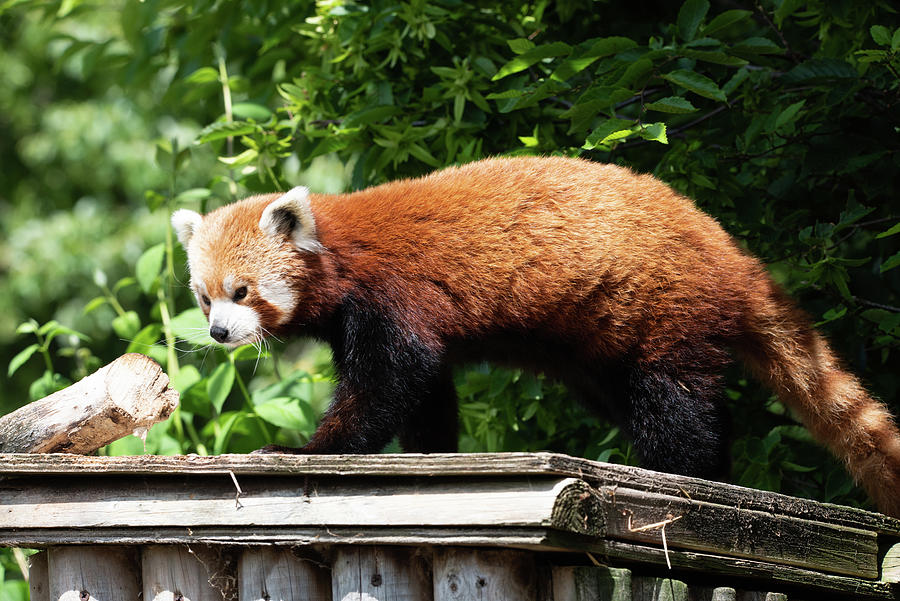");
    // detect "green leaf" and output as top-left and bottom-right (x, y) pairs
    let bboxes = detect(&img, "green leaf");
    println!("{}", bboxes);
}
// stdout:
(112, 311), (141, 340)
(15, 319), (38, 335)
(645, 96), (698, 114)
(783, 59), (858, 84)
(774, 100), (805, 130)
(585, 36), (637, 58)
(409, 143), (441, 167)
(875, 221), (900, 239)
(881, 251), (900, 273)
(342, 105), (401, 127)
(507, 38), (535, 54)
(231, 102), (272, 121)
(125, 323), (163, 355)
(677, 0), (710, 42)
(136, 243), (165, 294)
(171, 364), (202, 393)
(617, 58), (653, 87)
(681, 49), (747, 66)
(170, 308), (213, 346)
(493, 42), (572, 80)
(582, 118), (634, 149)
(207, 361), (235, 413)
(893, 28), (900, 51)
(82, 296), (108, 315)
(231, 345), (270, 362)
(731, 37), (782, 55)
(29, 371), (70, 402)
(255, 396), (317, 432)
(702, 9), (751, 36)
(636, 122), (668, 144)
(218, 148), (258, 167)
(185, 66), (219, 84)
(661, 69), (726, 101)
(870, 25), (891, 46)
(8, 343), (40, 377)
(196, 121), (259, 144)
(175, 188), (212, 205)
